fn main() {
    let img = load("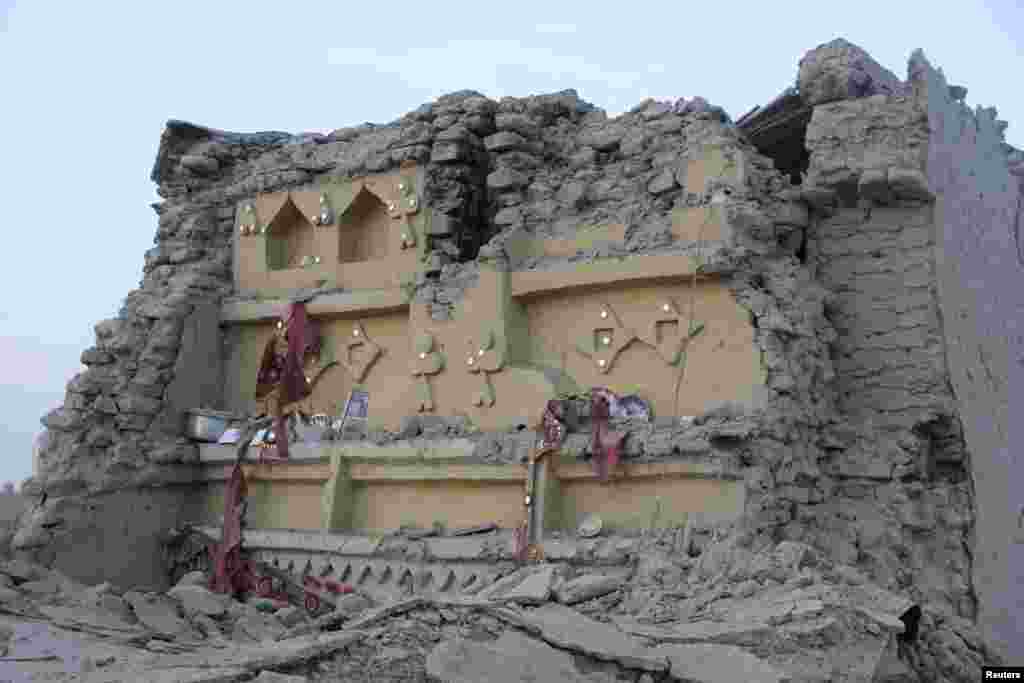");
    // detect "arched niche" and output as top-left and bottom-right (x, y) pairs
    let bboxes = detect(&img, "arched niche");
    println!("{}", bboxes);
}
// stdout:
(265, 196), (318, 271)
(339, 188), (391, 263)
